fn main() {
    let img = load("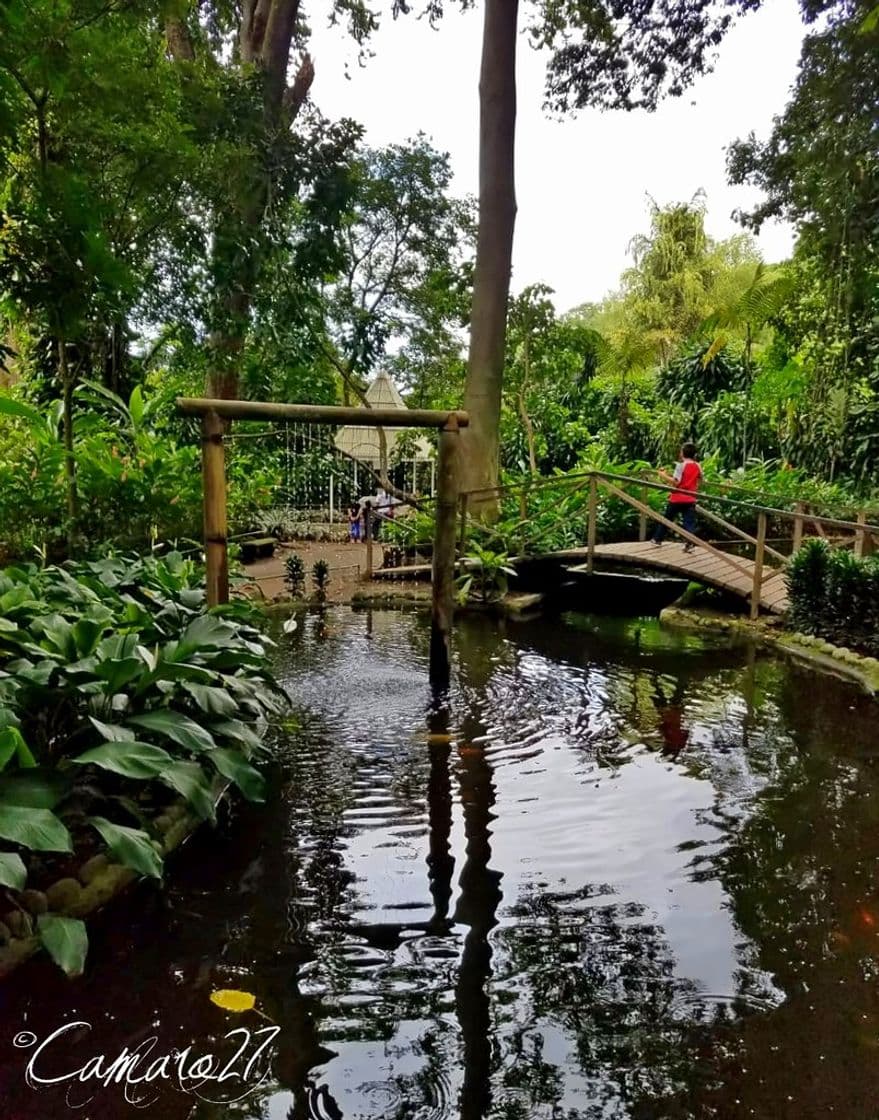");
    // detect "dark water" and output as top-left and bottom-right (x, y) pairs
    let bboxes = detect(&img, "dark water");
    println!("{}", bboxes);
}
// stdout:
(2, 608), (879, 1120)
